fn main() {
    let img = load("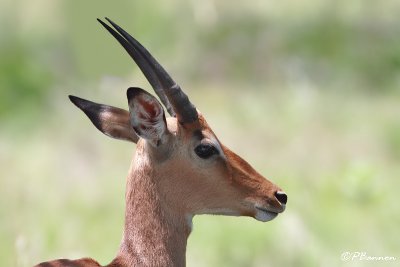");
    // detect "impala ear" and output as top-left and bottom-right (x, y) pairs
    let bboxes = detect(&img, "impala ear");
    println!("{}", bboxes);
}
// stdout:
(127, 87), (168, 146)
(69, 95), (138, 143)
